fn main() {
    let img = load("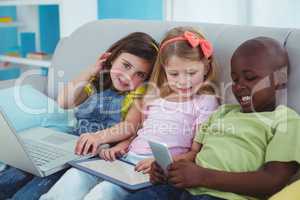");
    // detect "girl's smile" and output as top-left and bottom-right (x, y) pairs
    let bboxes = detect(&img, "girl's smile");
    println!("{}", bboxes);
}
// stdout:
(110, 52), (152, 92)
(164, 56), (206, 98)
